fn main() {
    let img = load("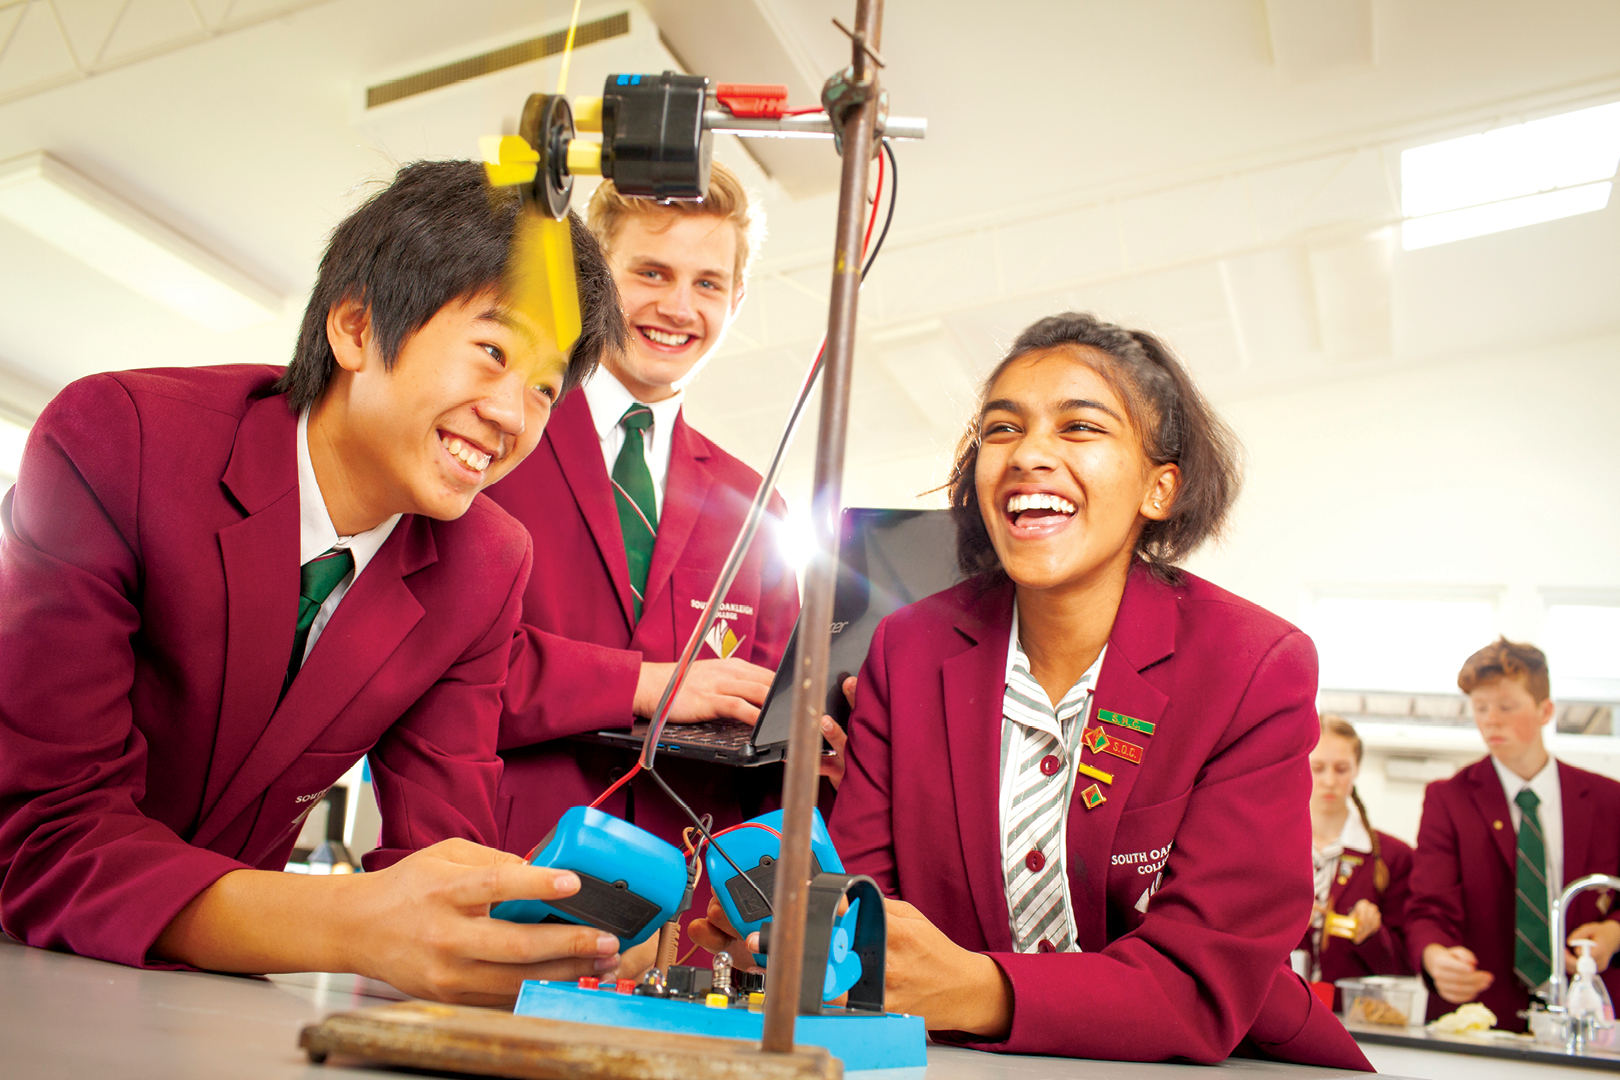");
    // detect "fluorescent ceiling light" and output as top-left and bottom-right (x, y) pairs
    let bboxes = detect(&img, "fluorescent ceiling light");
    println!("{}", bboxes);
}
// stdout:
(0, 152), (282, 332)
(1400, 100), (1620, 250)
